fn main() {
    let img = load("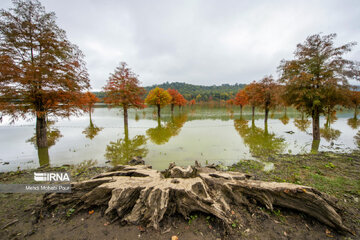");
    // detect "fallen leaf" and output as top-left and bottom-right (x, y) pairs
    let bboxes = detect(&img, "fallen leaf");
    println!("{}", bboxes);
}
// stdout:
(284, 189), (290, 194)
(88, 210), (94, 215)
(325, 228), (333, 237)
(244, 228), (250, 233)
(231, 210), (235, 215)
(284, 231), (287, 236)
(104, 222), (110, 226)
(171, 236), (179, 240)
